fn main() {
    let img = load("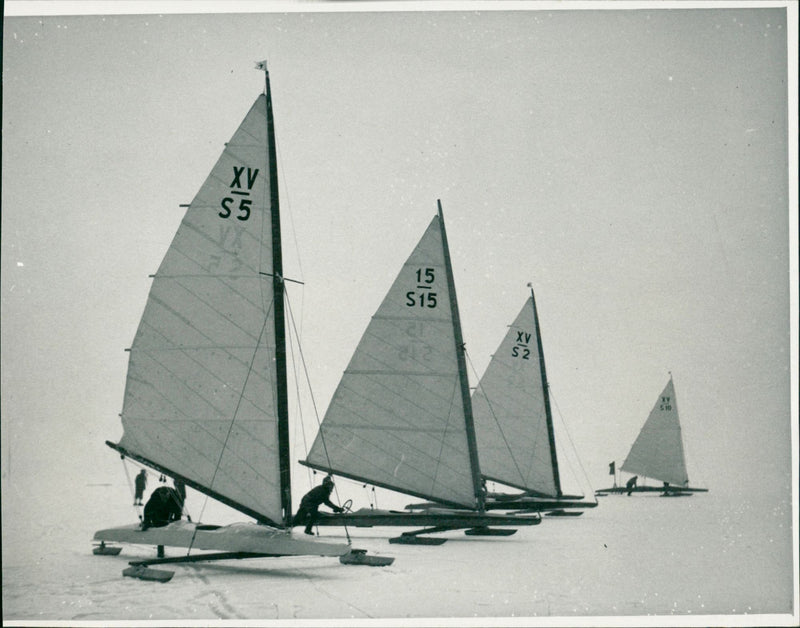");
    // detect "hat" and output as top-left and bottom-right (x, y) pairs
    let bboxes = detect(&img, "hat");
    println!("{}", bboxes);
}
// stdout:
(322, 475), (334, 485)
